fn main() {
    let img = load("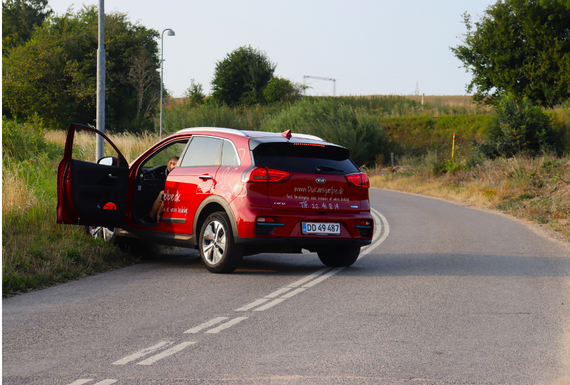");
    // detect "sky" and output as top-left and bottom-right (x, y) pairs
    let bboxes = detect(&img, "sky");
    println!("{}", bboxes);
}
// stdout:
(45, 0), (495, 98)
